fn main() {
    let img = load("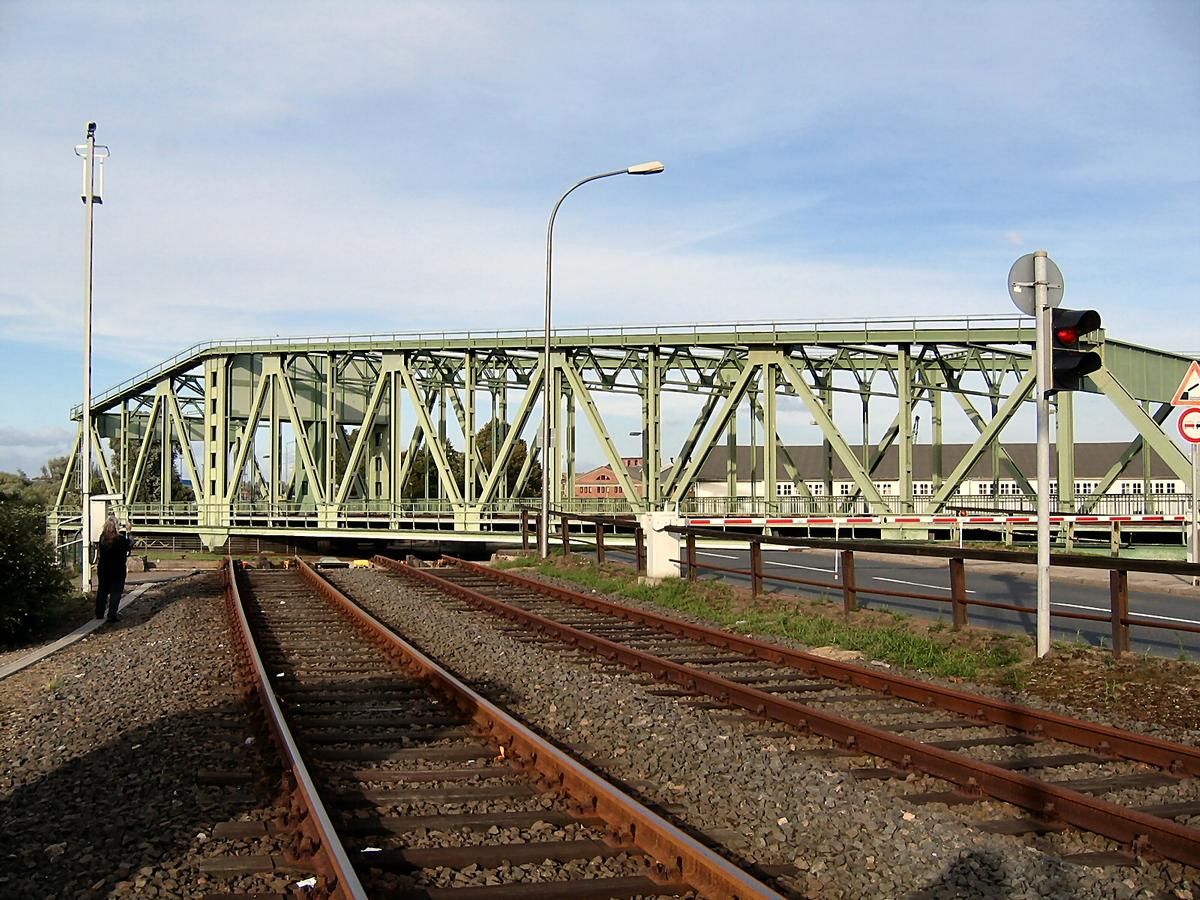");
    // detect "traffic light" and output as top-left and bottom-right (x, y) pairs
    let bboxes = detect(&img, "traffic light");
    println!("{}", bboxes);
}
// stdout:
(1050, 307), (1102, 393)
